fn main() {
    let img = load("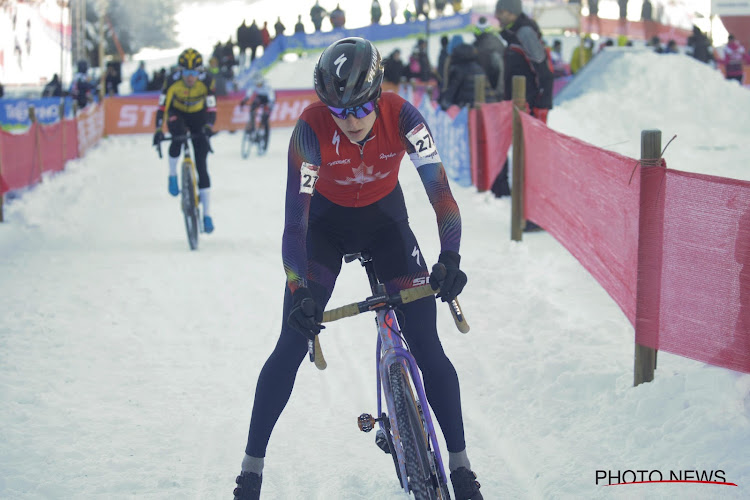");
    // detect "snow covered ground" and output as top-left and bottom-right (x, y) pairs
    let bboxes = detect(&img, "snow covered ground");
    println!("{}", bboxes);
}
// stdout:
(1, 41), (749, 500)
